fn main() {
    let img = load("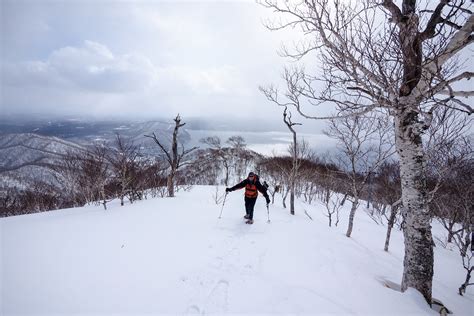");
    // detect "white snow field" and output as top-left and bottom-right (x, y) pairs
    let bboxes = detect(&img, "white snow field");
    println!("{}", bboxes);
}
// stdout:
(1, 186), (473, 315)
